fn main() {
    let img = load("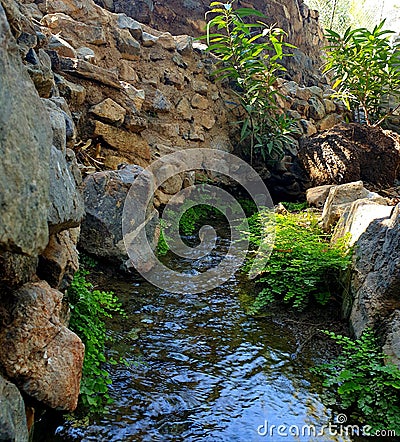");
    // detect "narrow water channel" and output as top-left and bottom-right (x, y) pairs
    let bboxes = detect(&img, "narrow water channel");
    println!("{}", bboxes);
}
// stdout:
(35, 234), (358, 442)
